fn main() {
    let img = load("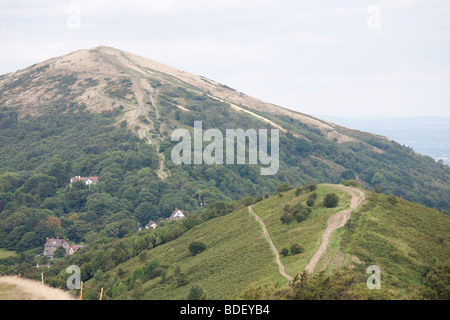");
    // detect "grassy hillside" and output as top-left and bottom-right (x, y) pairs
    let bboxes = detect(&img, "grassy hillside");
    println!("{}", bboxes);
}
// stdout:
(333, 192), (449, 298)
(1, 180), (448, 299)
(0, 47), (449, 300)
(250, 184), (352, 278)
(72, 184), (447, 300)
(112, 206), (283, 300)
(17, 183), (352, 300)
